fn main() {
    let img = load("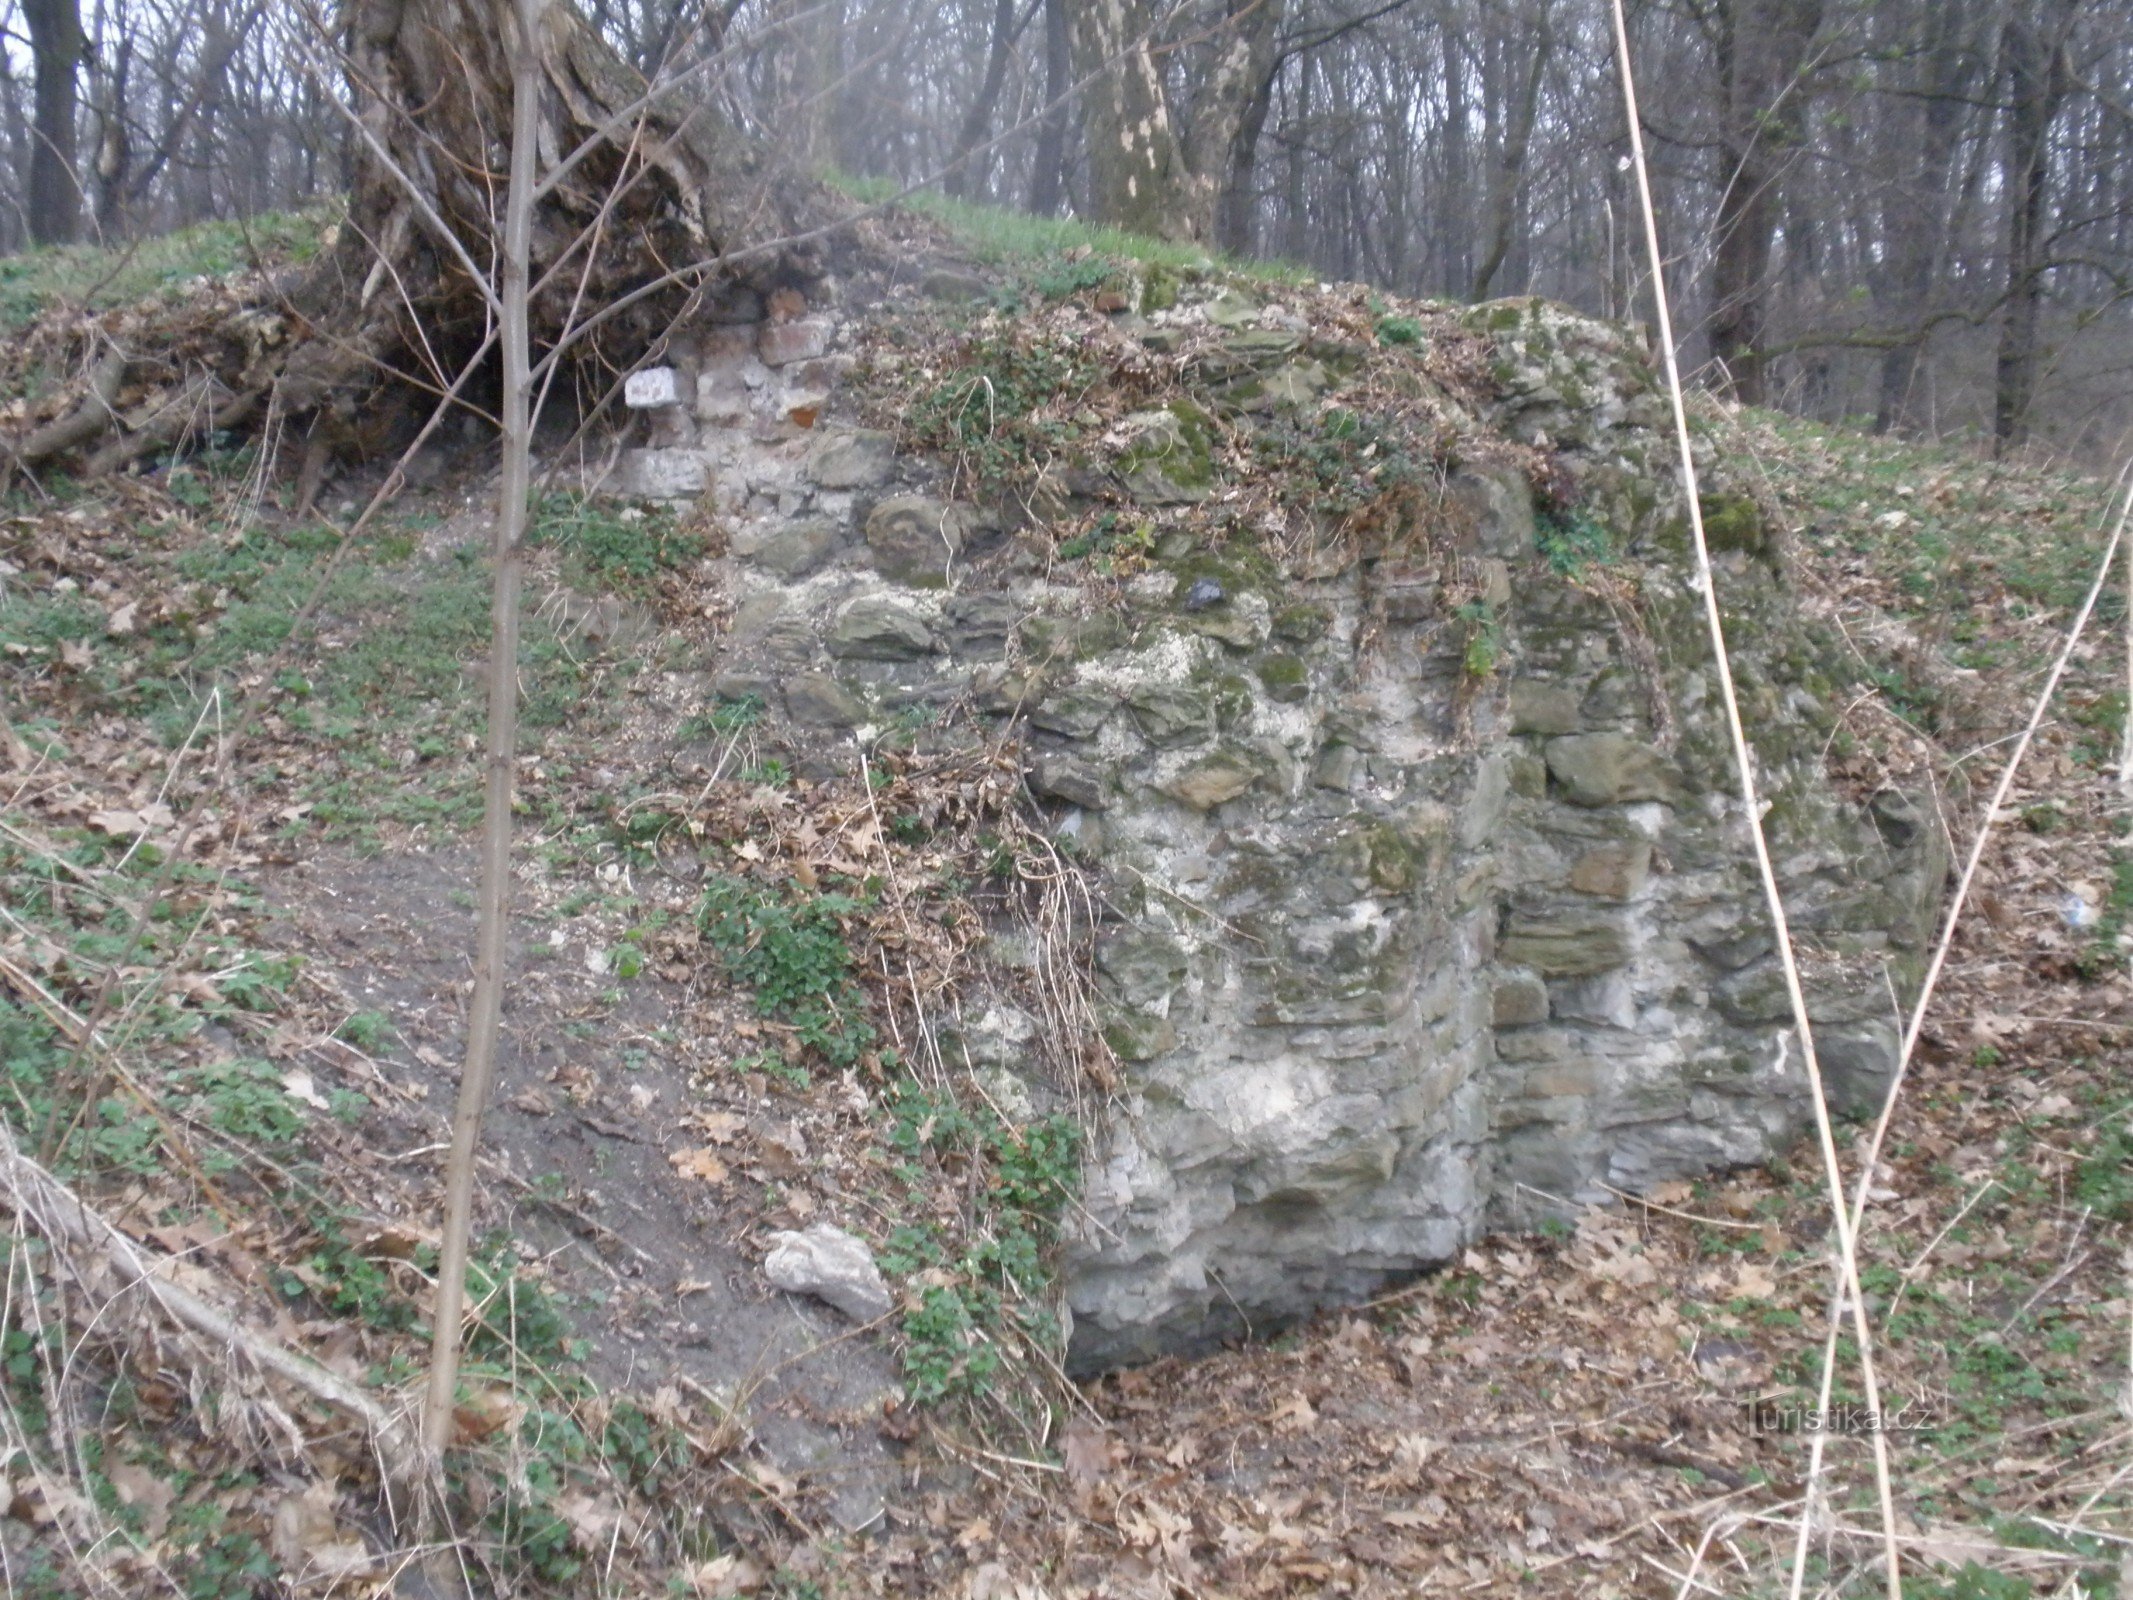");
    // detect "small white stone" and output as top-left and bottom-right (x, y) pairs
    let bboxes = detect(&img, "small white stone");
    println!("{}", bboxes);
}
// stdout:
(763, 1224), (893, 1323)
(624, 366), (682, 409)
